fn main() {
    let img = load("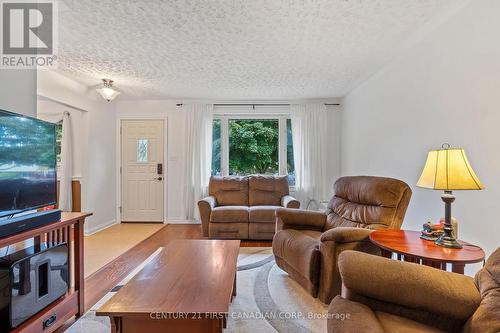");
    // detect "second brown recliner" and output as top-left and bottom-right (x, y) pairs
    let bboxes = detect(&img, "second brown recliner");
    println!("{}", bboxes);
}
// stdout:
(328, 249), (500, 333)
(272, 176), (412, 304)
